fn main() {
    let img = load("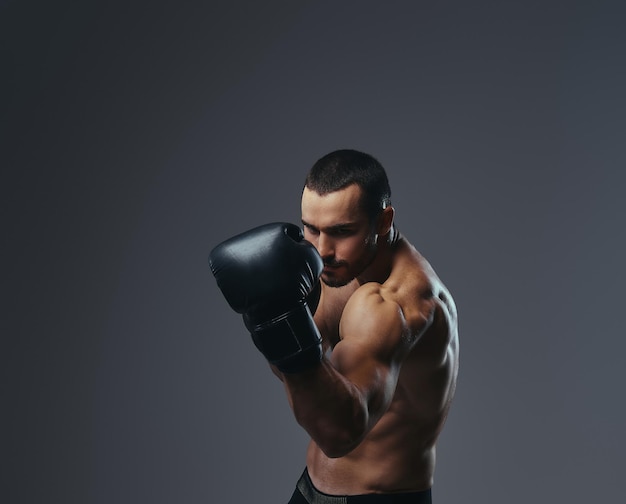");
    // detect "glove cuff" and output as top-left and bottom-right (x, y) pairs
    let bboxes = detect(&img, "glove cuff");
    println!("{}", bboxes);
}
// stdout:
(245, 302), (323, 373)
